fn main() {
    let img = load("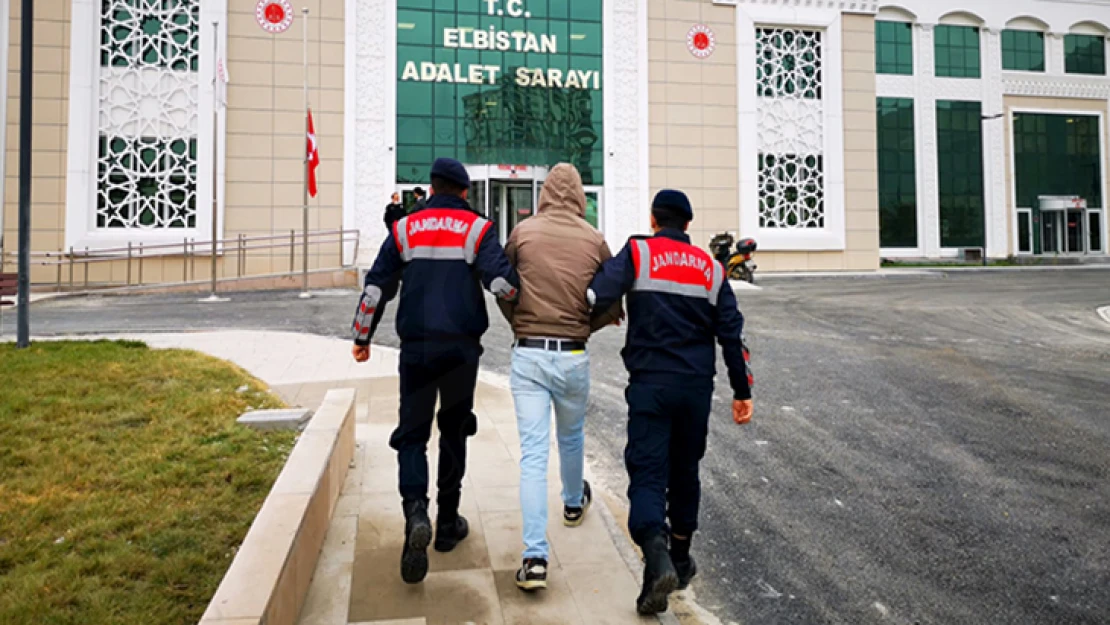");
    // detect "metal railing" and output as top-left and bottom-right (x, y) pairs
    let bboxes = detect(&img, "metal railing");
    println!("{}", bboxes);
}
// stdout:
(0, 229), (360, 292)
